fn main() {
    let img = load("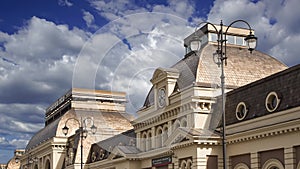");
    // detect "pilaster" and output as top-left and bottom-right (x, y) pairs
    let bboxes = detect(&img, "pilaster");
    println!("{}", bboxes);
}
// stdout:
(284, 147), (295, 169)
(250, 152), (259, 169)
